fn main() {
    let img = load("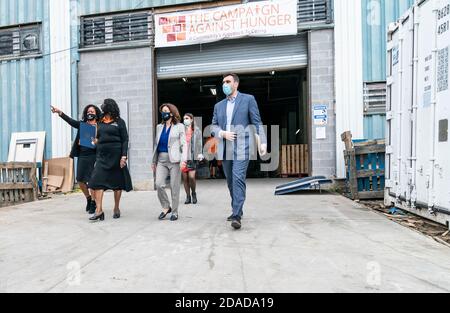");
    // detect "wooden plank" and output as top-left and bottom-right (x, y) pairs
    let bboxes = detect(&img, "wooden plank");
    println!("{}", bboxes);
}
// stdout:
(305, 144), (309, 174)
(341, 131), (353, 151)
(42, 162), (49, 194)
(30, 165), (38, 201)
(285, 145), (289, 174)
(354, 145), (386, 155)
(18, 167), (23, 184)
(9, 169), (17, 203)
(354, 140), (378, 147)
(288, 145), (294, 174)
(300, 145), (304, 174)
(281, 145), (287, 175)
(286, 145), (290, 174)
(355, 169), (385, 178)
(294, 145), (297, 174)
(303, 144), (308, 174)
(371, 153), (379, 191)
(341, 130), (360, 198)
(0, 162), (36, 169)
(358, 191), (384, 200)
(293, 145), (297, 174)
(363, 154), (370, 191)
(348, 151), (360, 200)
(295, 145), (300, 174)
(0, 183), (34, 190)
